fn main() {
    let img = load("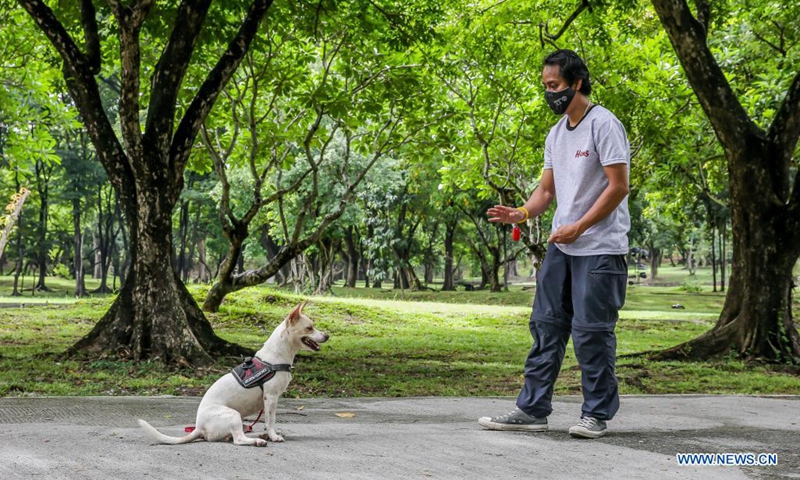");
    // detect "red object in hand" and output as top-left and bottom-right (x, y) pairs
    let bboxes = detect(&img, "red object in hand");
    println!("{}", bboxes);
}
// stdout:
(512, 225), (521, 242)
